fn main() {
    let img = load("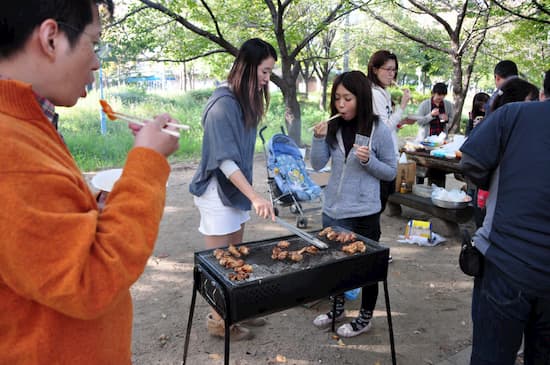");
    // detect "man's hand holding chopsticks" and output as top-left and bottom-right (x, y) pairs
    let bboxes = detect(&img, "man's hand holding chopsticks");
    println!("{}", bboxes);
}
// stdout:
(133, 113), (180, 157)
